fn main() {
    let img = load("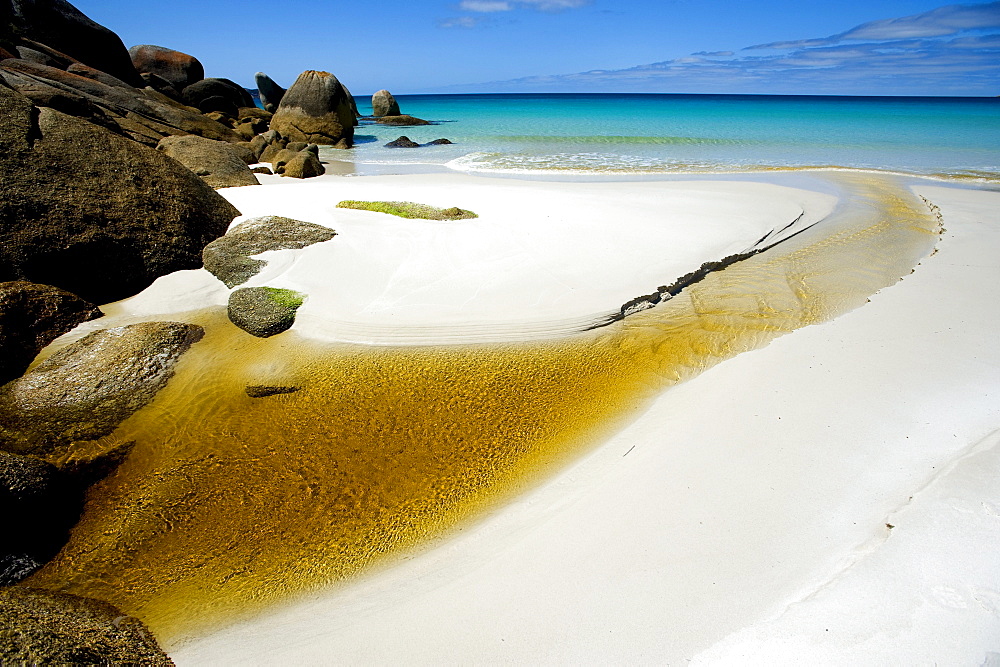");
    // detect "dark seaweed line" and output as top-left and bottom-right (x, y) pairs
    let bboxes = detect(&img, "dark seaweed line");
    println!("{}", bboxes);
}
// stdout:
(585, 212), (817, 331)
